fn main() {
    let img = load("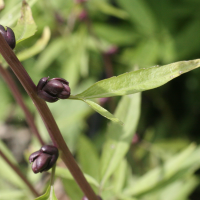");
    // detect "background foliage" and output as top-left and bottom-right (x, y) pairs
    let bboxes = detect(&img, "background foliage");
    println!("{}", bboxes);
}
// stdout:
(1, 0), (200, 200)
